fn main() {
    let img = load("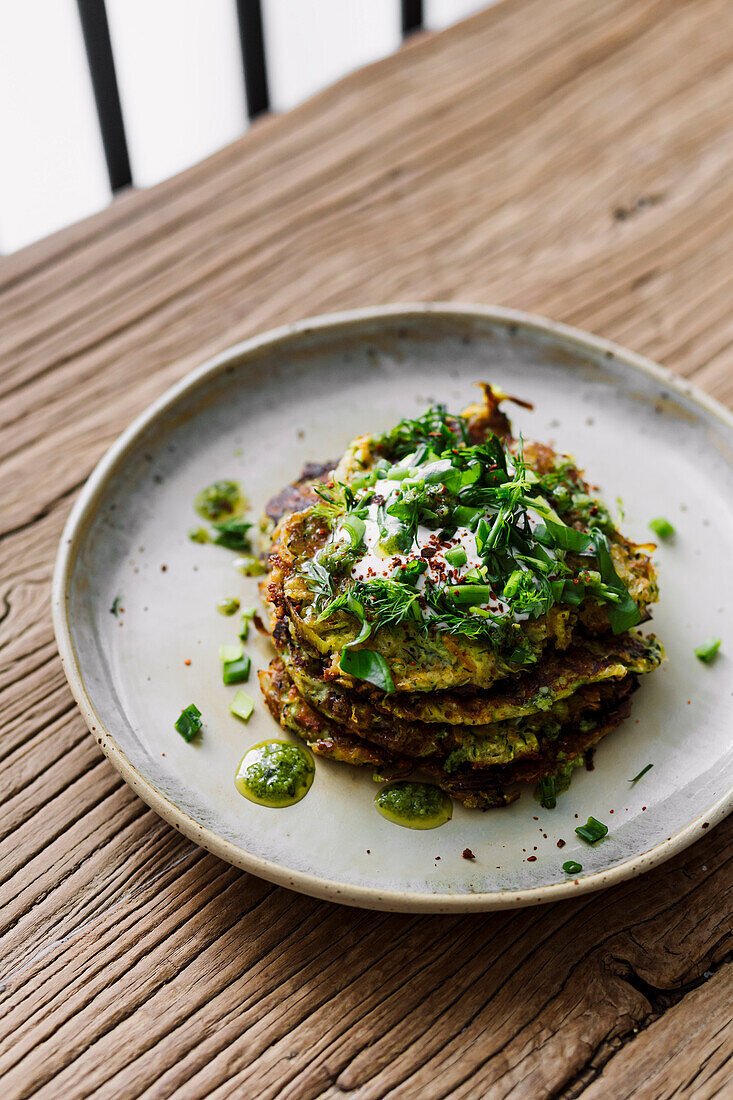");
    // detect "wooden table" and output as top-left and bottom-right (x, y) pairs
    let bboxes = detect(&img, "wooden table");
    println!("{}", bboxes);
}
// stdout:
(1, 1), (731, 1095)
